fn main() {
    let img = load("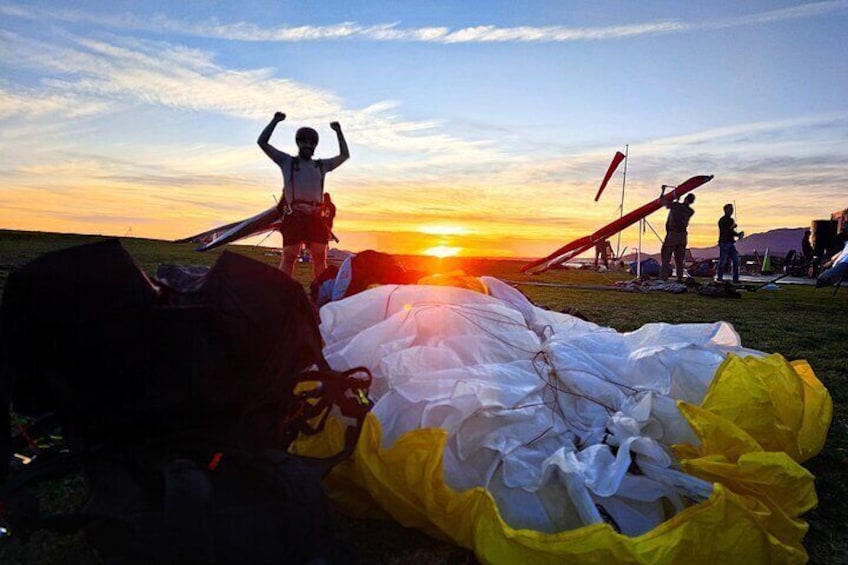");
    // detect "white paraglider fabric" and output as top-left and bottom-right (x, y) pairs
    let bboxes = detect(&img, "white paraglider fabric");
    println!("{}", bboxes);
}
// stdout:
(320, 278), (766, 536)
